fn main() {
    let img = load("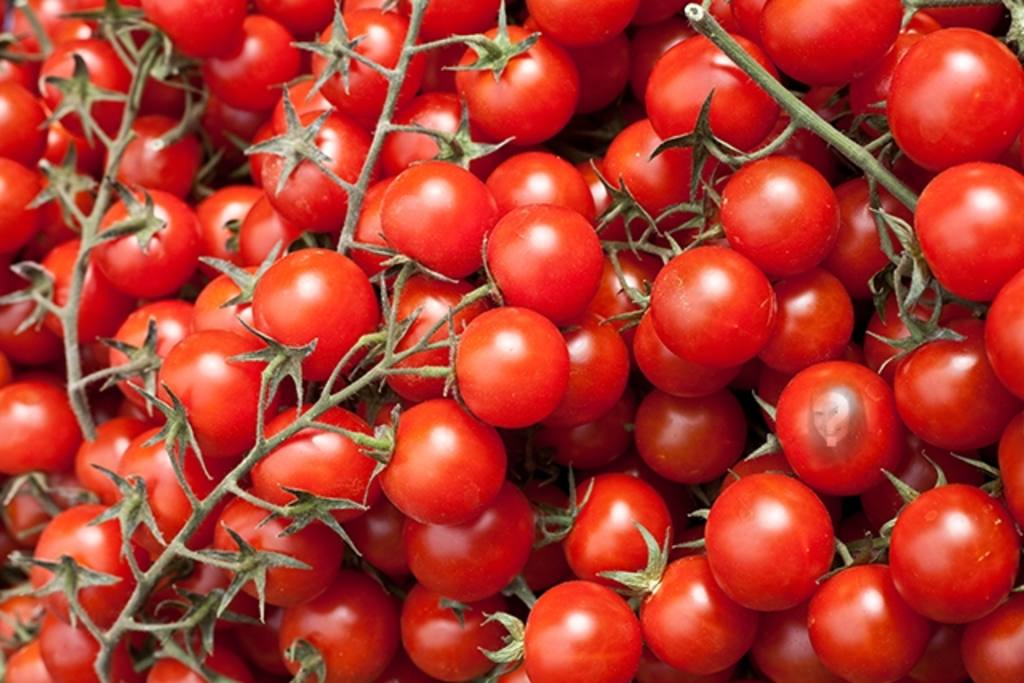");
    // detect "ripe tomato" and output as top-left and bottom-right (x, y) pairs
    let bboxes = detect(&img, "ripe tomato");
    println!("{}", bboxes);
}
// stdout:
(195, 185), (263, 271)
(202, 15), (300, 112)
(381, 93), (461, 177)
(890, 484), (1020, 623)
(0, 82), (46, 166)
(107, 299), (193, 407)
(38, 612), (141, 683)
(252, 248), (380, 381)
(751, 601), (842, 683)
(986, 268), (1024, 399)
(999, 413), (1024, 527)
(74, 416), (151, 505)
(456, 26), (579, 146)
(628, 18), (692, 101)
(536, 390), (635, 469)
(543, 317), (629, 427)
(524, 581), (642, 683)
(586, 251), (660, 343)
(602, 118), (695, 221)
(849, 31), (929, 123)
(895, 319), (1021, 451)
(962, 594), (1024, 683)
(0, 268), (63, 366)
(140, 0), (246, 58)
(344, 497), (409, 579)
(807, 564), (932, 682)
(721, 156), (840, 277)
(650, 246), (777, 368)
(646, 34), (779, 151)
(564, 32), (631, 114)
(116, 116), (201, 198)
(352, 178), (393, 278)
(641, 555), (758, 675)
(705, 473), (834, 611)
(908, 624), (969, 683)
(889, 29), (1024, 170)
(237, 194), (302, 267)
(147, 649), (254, 683)
(381, 399), (506, 525)
(0, 595), (44, 655)
(400, 584), (508, 682)
(455, 307), (570, 428)
(279, 570), (400, 683)
(0, 380), (80, 475)
(39, 39), (130, 137)
(0, 159), (42, 255)
(6, 641), (53, 683)
(526, 0), (637, 47)
(405, 0), (501, 40)
(633, 312), (741, 398)
(254, 0), (333, 37)
(486, 151), (596, 220)
(192, 269), (256, 337)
